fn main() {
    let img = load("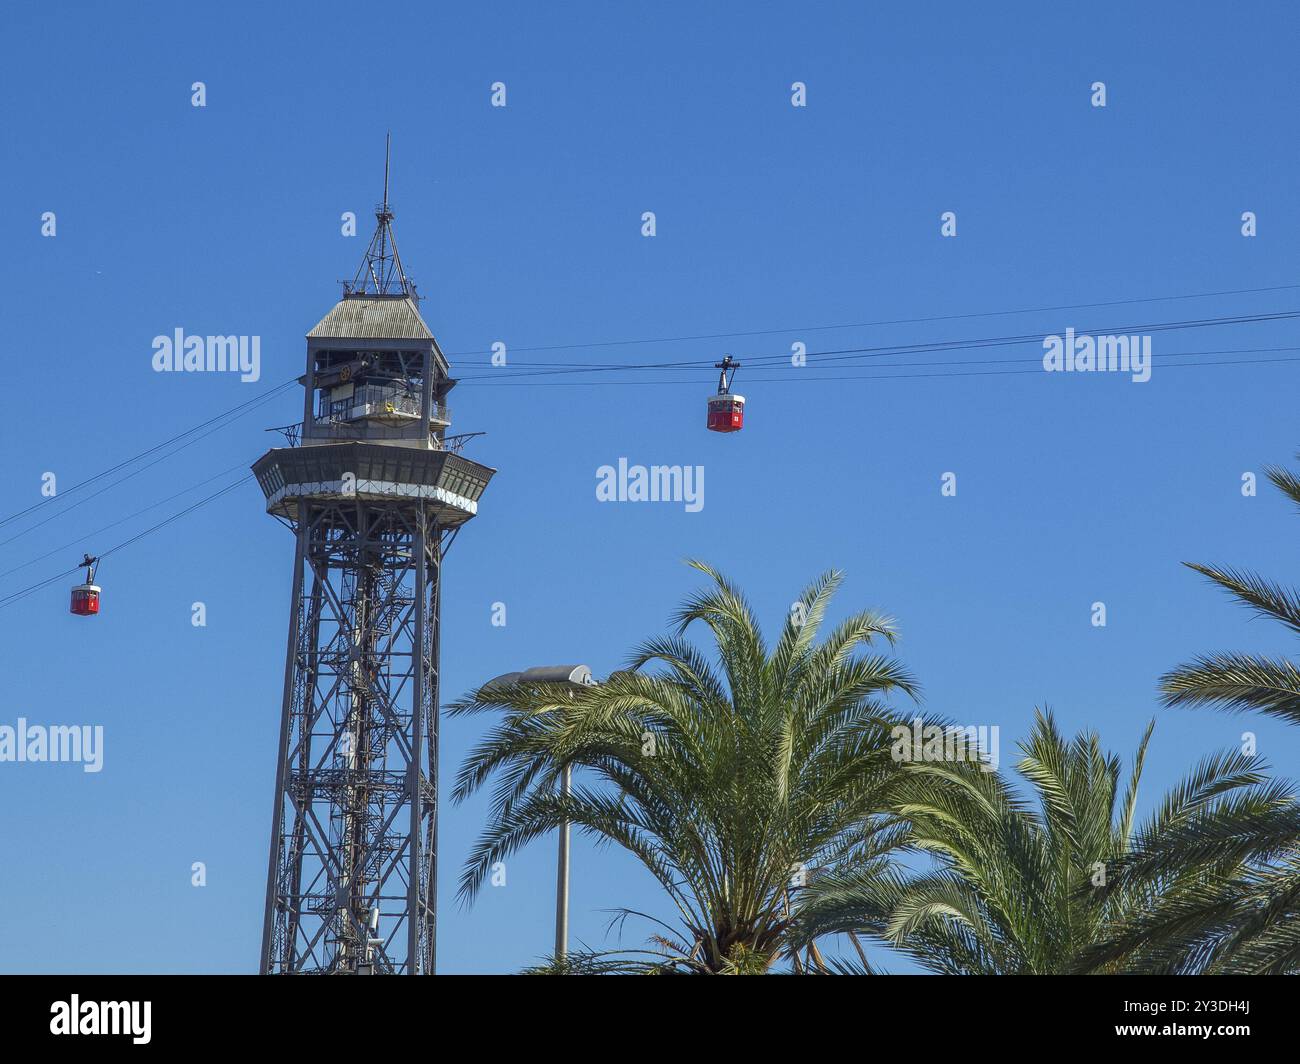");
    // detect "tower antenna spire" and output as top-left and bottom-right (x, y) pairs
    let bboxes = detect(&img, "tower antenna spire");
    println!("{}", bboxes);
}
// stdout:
(382, 130), (391, 214)
(344, 133), (415, 302)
